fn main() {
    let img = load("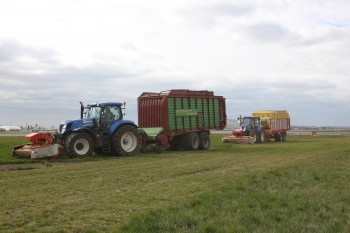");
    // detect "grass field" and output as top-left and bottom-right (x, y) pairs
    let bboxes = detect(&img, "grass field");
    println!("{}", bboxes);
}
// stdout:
(0, 134), (349, 232)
